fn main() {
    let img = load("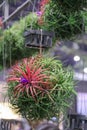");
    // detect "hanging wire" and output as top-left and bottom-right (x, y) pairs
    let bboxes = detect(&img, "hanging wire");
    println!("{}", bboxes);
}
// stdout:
(33, 0), (43, 54)
(30, 0), (36, 29)
(40, 29), (43, 54)
(29, 0), (43, 54)
(2, 42), (6, 81)
(9, 42), (12, 67)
